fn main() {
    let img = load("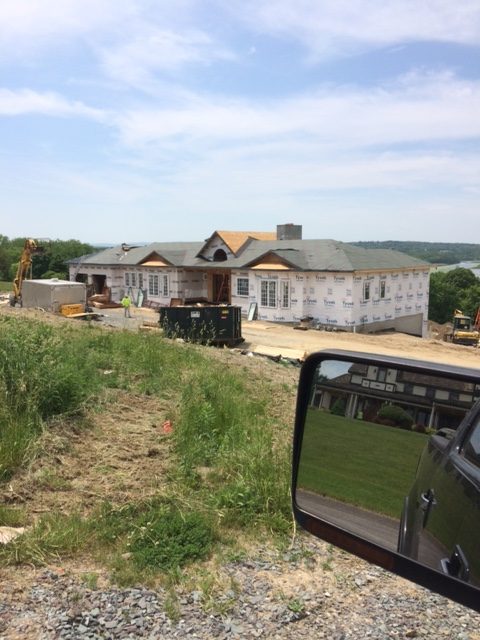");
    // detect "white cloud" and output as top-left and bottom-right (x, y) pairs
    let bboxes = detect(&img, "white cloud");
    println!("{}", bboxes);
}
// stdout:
(0, 1), (235, 92)
(0, 89), (105, 119)
(0, 0), (138, 57)
(115, 72), (480, 148)
(226, 0), (480, 58)
(99, 26), (235, 88)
